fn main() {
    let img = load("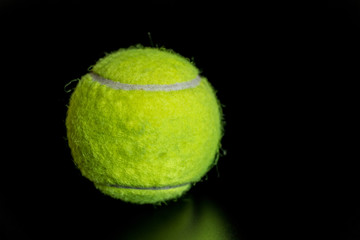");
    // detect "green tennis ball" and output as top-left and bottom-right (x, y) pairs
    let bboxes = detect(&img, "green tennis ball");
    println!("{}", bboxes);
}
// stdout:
(66, 47), (223, 204)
